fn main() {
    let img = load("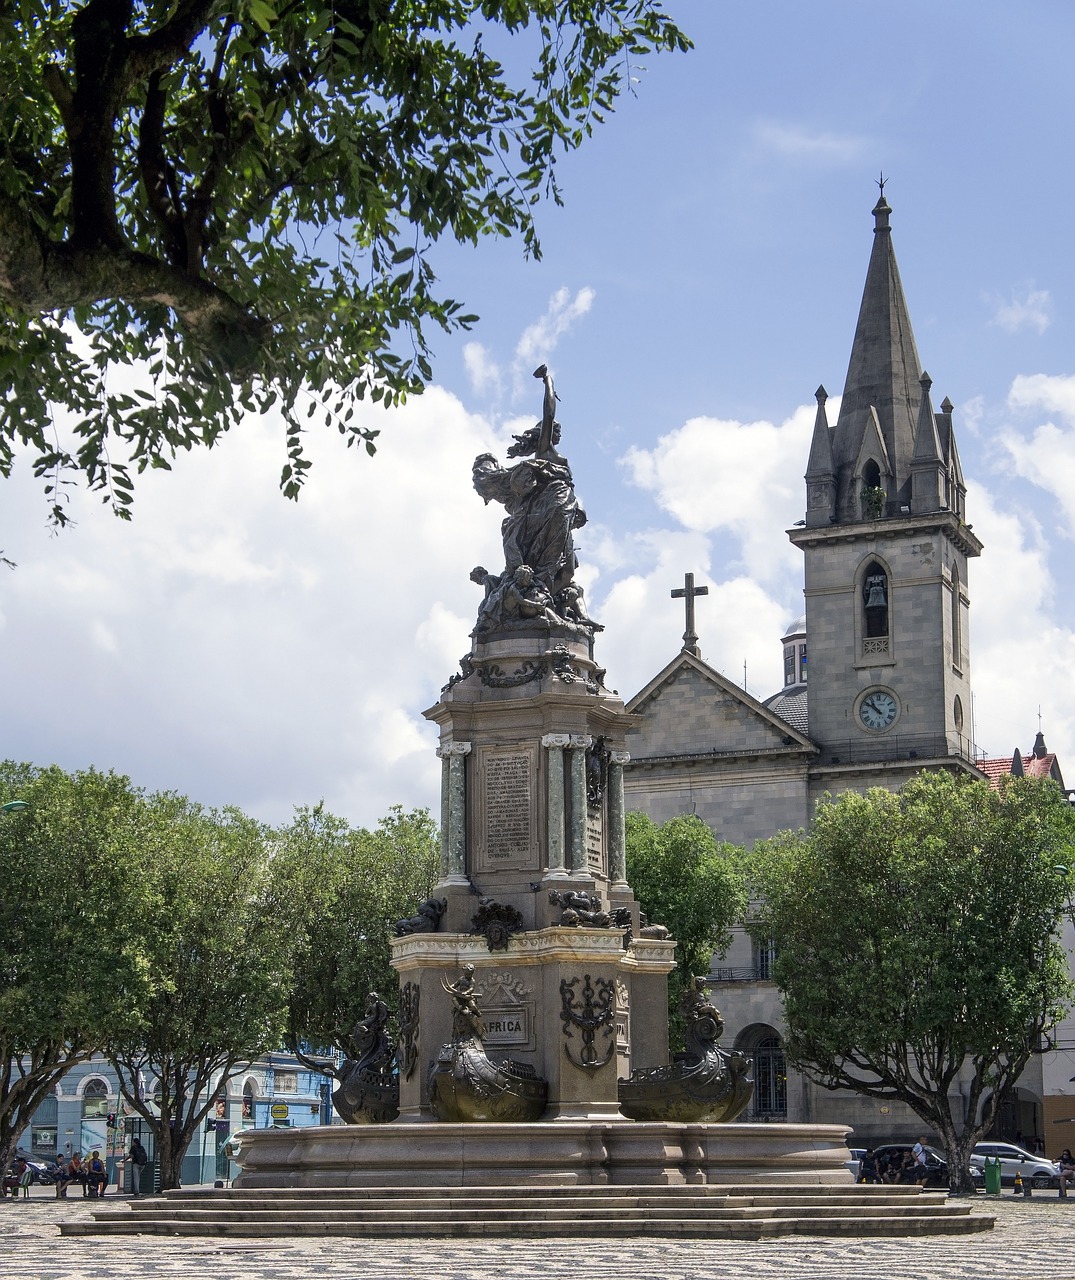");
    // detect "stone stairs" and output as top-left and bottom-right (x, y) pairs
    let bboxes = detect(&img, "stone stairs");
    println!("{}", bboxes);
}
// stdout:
(60, 1183), (994, 1239)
